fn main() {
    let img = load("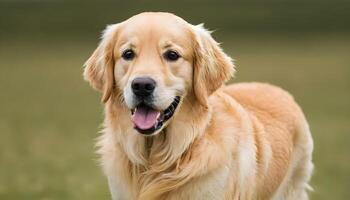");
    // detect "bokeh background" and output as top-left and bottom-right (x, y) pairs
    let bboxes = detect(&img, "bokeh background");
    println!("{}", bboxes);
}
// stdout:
(0, 0), (349, 199)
